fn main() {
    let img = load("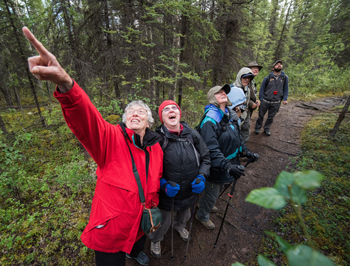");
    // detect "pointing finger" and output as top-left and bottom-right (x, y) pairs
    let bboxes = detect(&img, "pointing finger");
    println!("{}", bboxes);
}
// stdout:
(22, 26), (50, 57)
